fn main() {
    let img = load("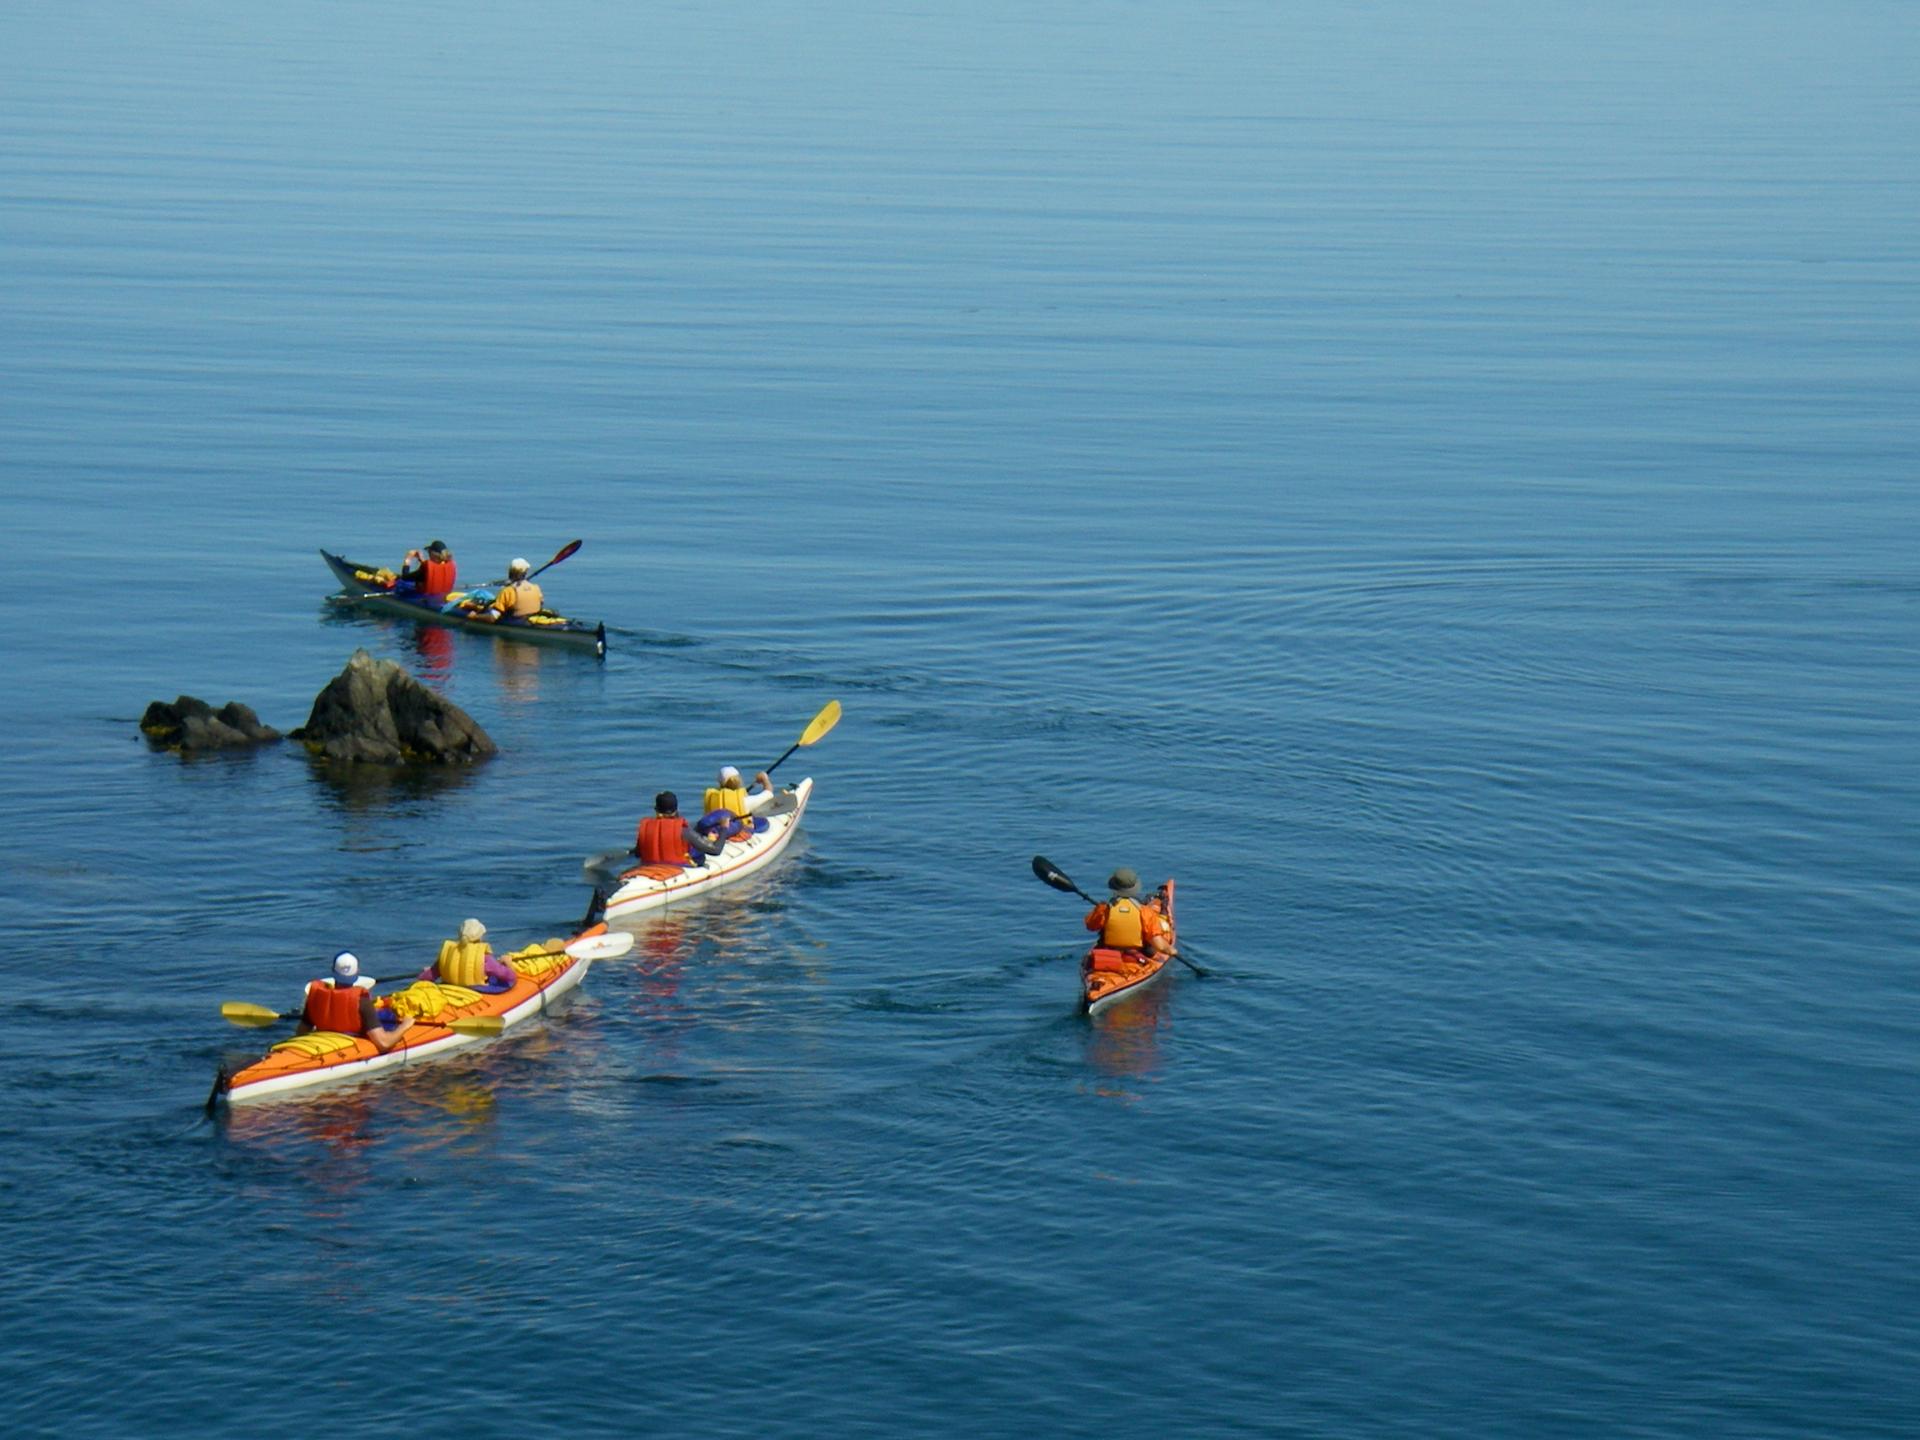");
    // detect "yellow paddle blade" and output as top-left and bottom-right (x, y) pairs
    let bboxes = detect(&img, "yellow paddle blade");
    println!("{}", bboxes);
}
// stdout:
(220, 1002), (284, 1028)
(797, 700), (842, 748)
(447, 1015), (504, 1038)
